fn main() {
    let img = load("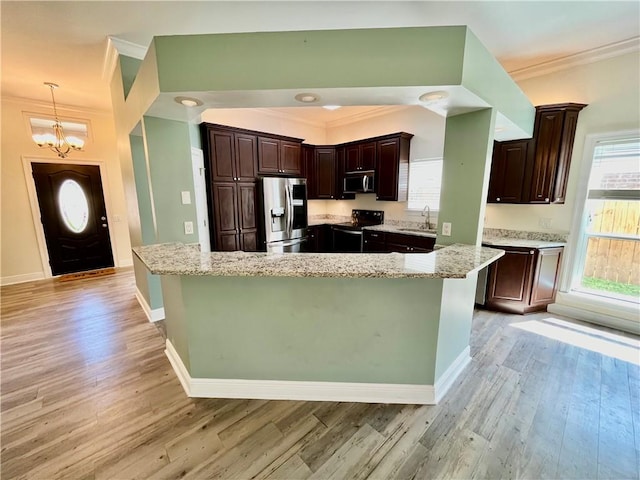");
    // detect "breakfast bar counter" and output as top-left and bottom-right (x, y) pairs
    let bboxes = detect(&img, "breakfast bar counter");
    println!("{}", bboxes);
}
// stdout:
(134, 244), (504, 405)
(133, 243), (503, 279)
